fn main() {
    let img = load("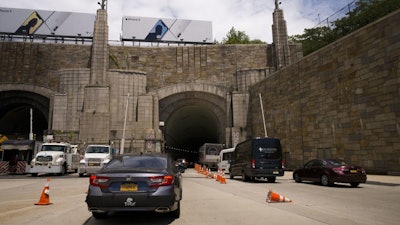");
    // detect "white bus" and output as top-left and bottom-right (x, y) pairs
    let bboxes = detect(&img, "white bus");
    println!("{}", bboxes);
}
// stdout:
(217, 148), (235, 174)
